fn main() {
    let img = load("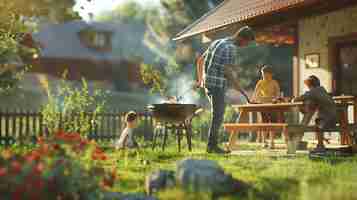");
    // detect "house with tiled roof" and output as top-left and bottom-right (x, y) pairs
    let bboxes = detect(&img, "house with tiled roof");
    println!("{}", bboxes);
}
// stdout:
(29, 20), (157, 91)
(174, 0), (357, 100)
